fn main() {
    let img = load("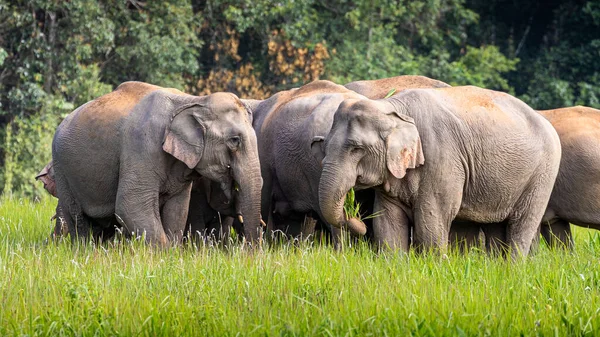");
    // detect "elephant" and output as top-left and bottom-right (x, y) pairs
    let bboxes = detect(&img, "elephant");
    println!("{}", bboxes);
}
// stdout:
(251, 80), (370, 245)
(185, 176), (245, 244)
(344, 75), (450, 98)
(448, 106), (600, 251)
(536, 106), (600, 247)
(52, 81), (262, 247)
(251, 77), (452, 244)
(343, 75), (452, 241)
(38, 160), (242, 244)
(318, 85), (562, 258)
